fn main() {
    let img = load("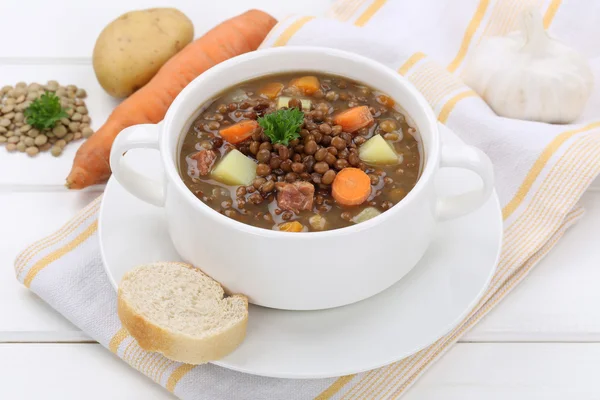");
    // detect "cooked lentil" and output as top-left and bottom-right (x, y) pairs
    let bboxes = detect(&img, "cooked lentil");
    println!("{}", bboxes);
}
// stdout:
(179, 73), (421, 231)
